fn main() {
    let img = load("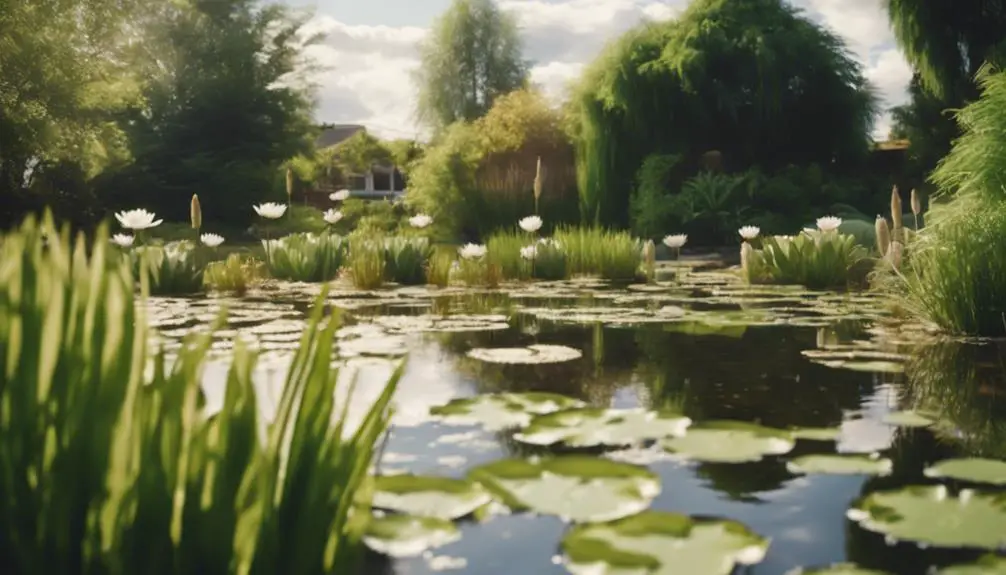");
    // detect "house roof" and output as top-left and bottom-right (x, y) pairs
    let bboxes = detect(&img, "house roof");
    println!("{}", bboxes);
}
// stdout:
(316, 124), (366, 149)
